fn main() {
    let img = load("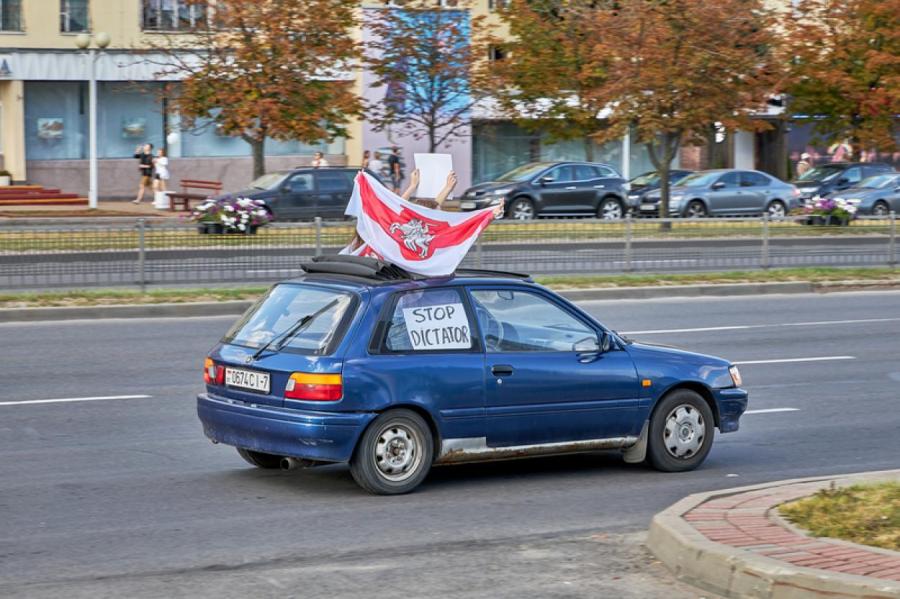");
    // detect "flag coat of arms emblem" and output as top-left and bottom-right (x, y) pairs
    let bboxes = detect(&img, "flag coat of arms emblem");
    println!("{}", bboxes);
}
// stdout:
(343, 172), (496, 277)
